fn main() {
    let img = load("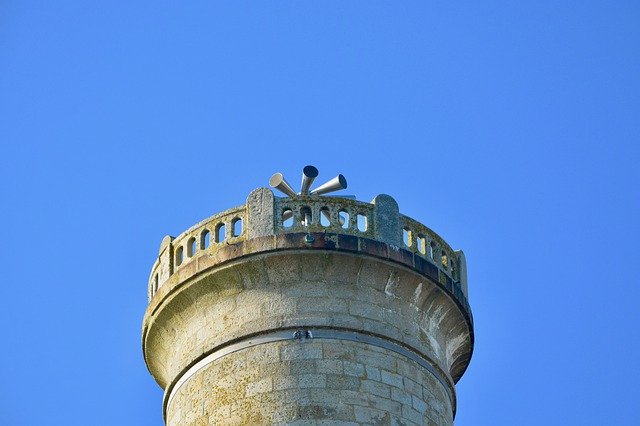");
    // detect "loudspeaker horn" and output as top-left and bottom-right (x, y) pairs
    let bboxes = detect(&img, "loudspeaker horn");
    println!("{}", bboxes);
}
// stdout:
(310, 174), (347, 195)
(300, 165), (319, 195)
(269, 173), (297, 197)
